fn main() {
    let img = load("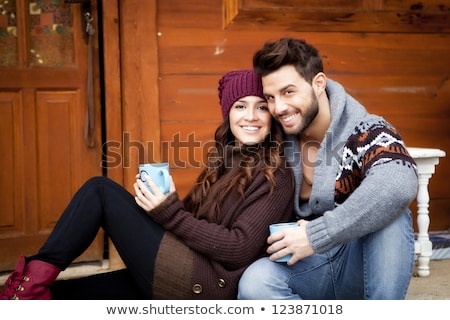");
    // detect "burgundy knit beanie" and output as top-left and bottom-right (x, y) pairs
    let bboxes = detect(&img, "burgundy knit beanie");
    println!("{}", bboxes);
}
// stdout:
(218, 69), (264, 119)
